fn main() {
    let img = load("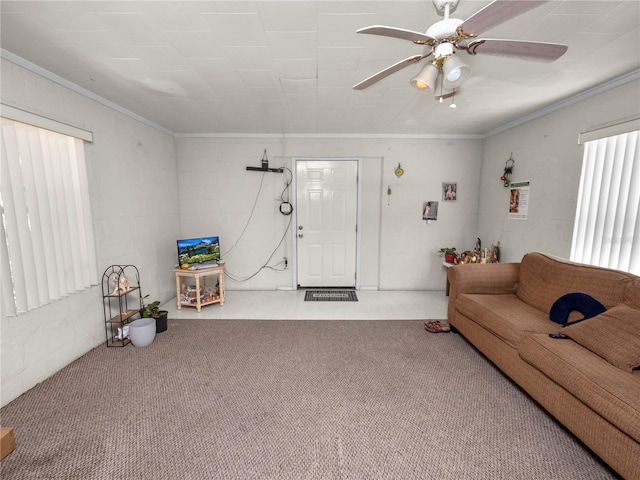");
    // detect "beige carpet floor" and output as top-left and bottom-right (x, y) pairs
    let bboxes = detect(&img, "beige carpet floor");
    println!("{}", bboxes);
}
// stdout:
(0, 319), (618, 479)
